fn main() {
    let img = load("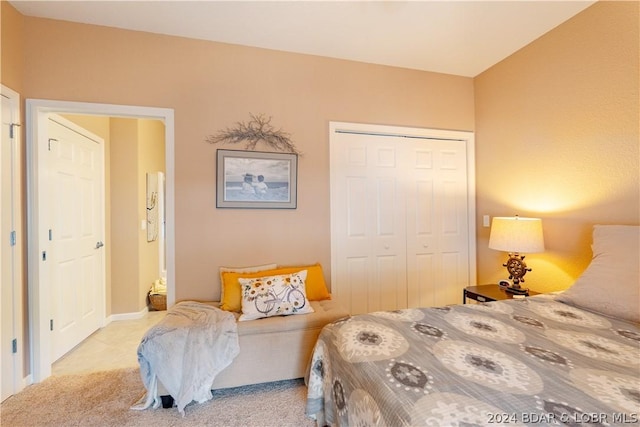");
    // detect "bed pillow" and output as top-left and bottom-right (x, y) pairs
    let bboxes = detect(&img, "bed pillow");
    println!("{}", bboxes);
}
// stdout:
(220, 263), (330, 312)
(218, 263), (277, 302)
(238, 270), (314, 321)
(557, 225), (639, 323)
